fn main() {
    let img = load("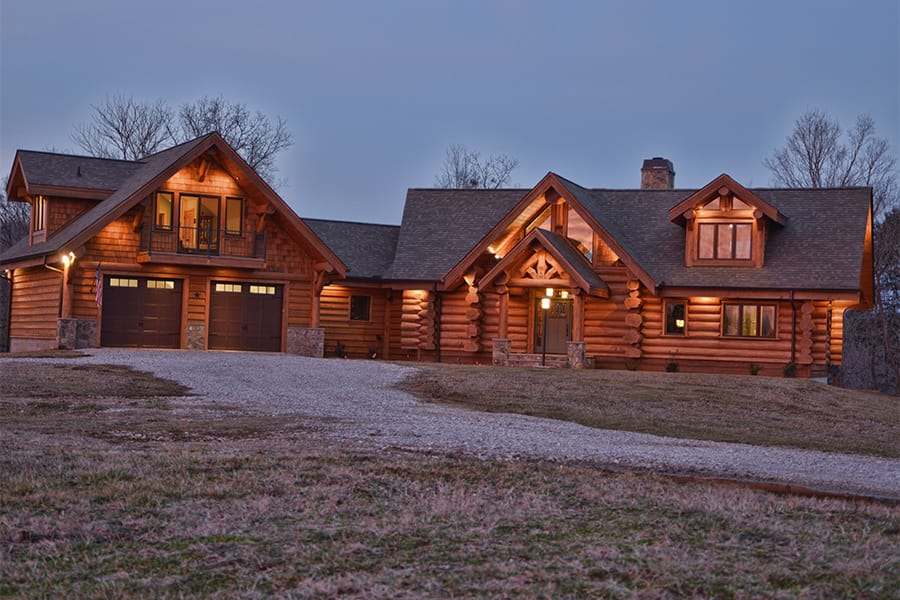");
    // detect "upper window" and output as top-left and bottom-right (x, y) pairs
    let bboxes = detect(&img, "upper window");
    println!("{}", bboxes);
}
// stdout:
(723, 303), (776, 338)
(567, 208), (593, 260)
(698, 223), (752, 260)
(665, 301), (686, 335)
(155, 192), (173, 229)
(349, 295), (371, 321)
(33, 195), (46, 232)
(225, 197), (243, 235)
